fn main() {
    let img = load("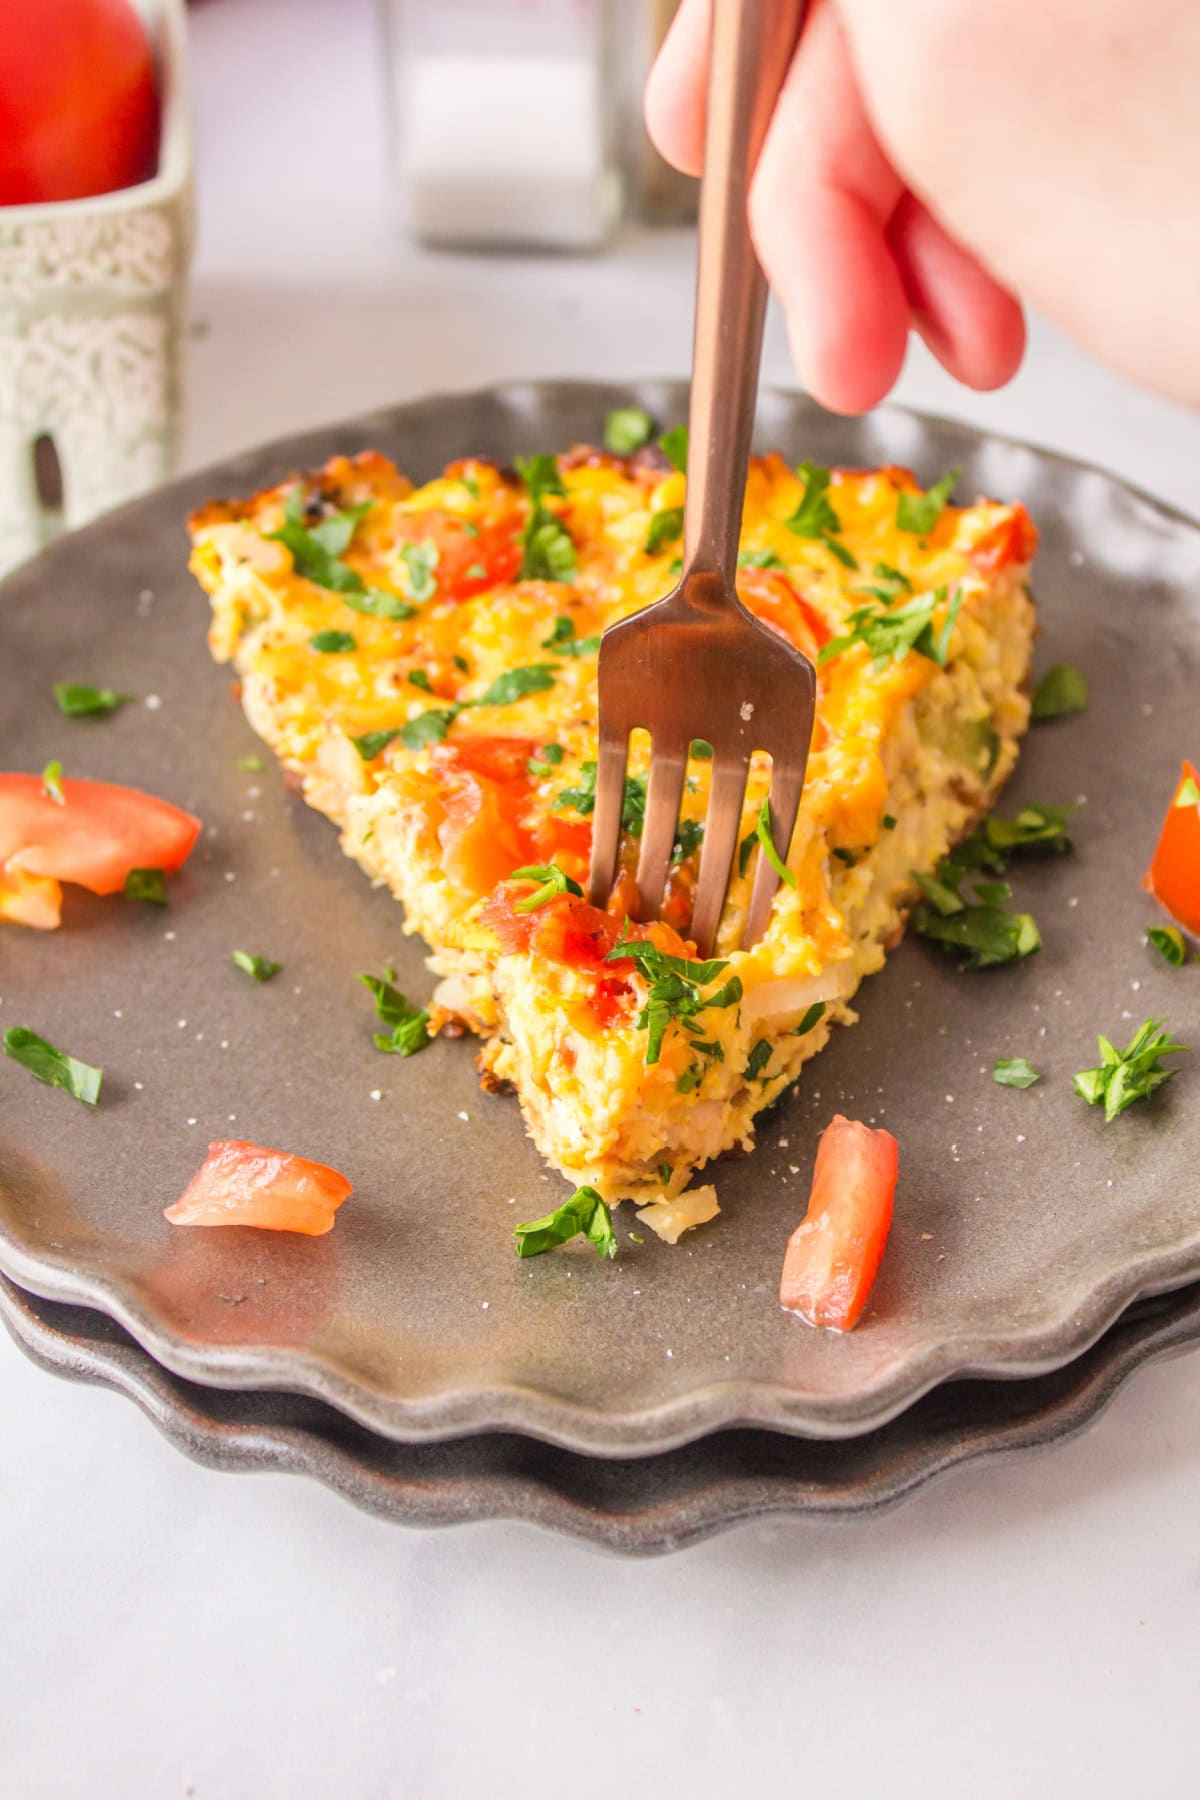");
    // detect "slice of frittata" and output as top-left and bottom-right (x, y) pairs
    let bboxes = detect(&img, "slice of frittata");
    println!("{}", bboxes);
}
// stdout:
(189, 443), (1037, 1236)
